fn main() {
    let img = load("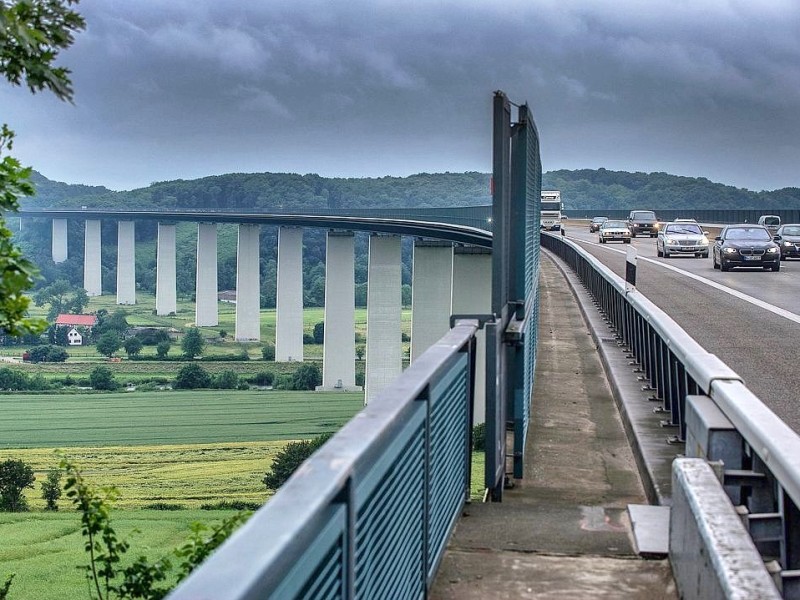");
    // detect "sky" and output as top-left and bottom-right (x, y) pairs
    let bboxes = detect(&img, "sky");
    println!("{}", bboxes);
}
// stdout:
(2, 0), (799, 192)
